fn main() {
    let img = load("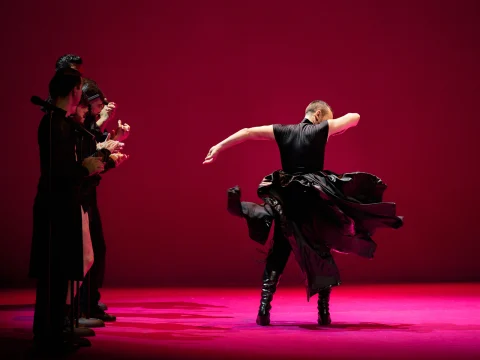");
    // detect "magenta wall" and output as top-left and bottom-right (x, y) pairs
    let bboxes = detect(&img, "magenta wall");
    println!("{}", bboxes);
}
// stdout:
(0, 0), (478, 287)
